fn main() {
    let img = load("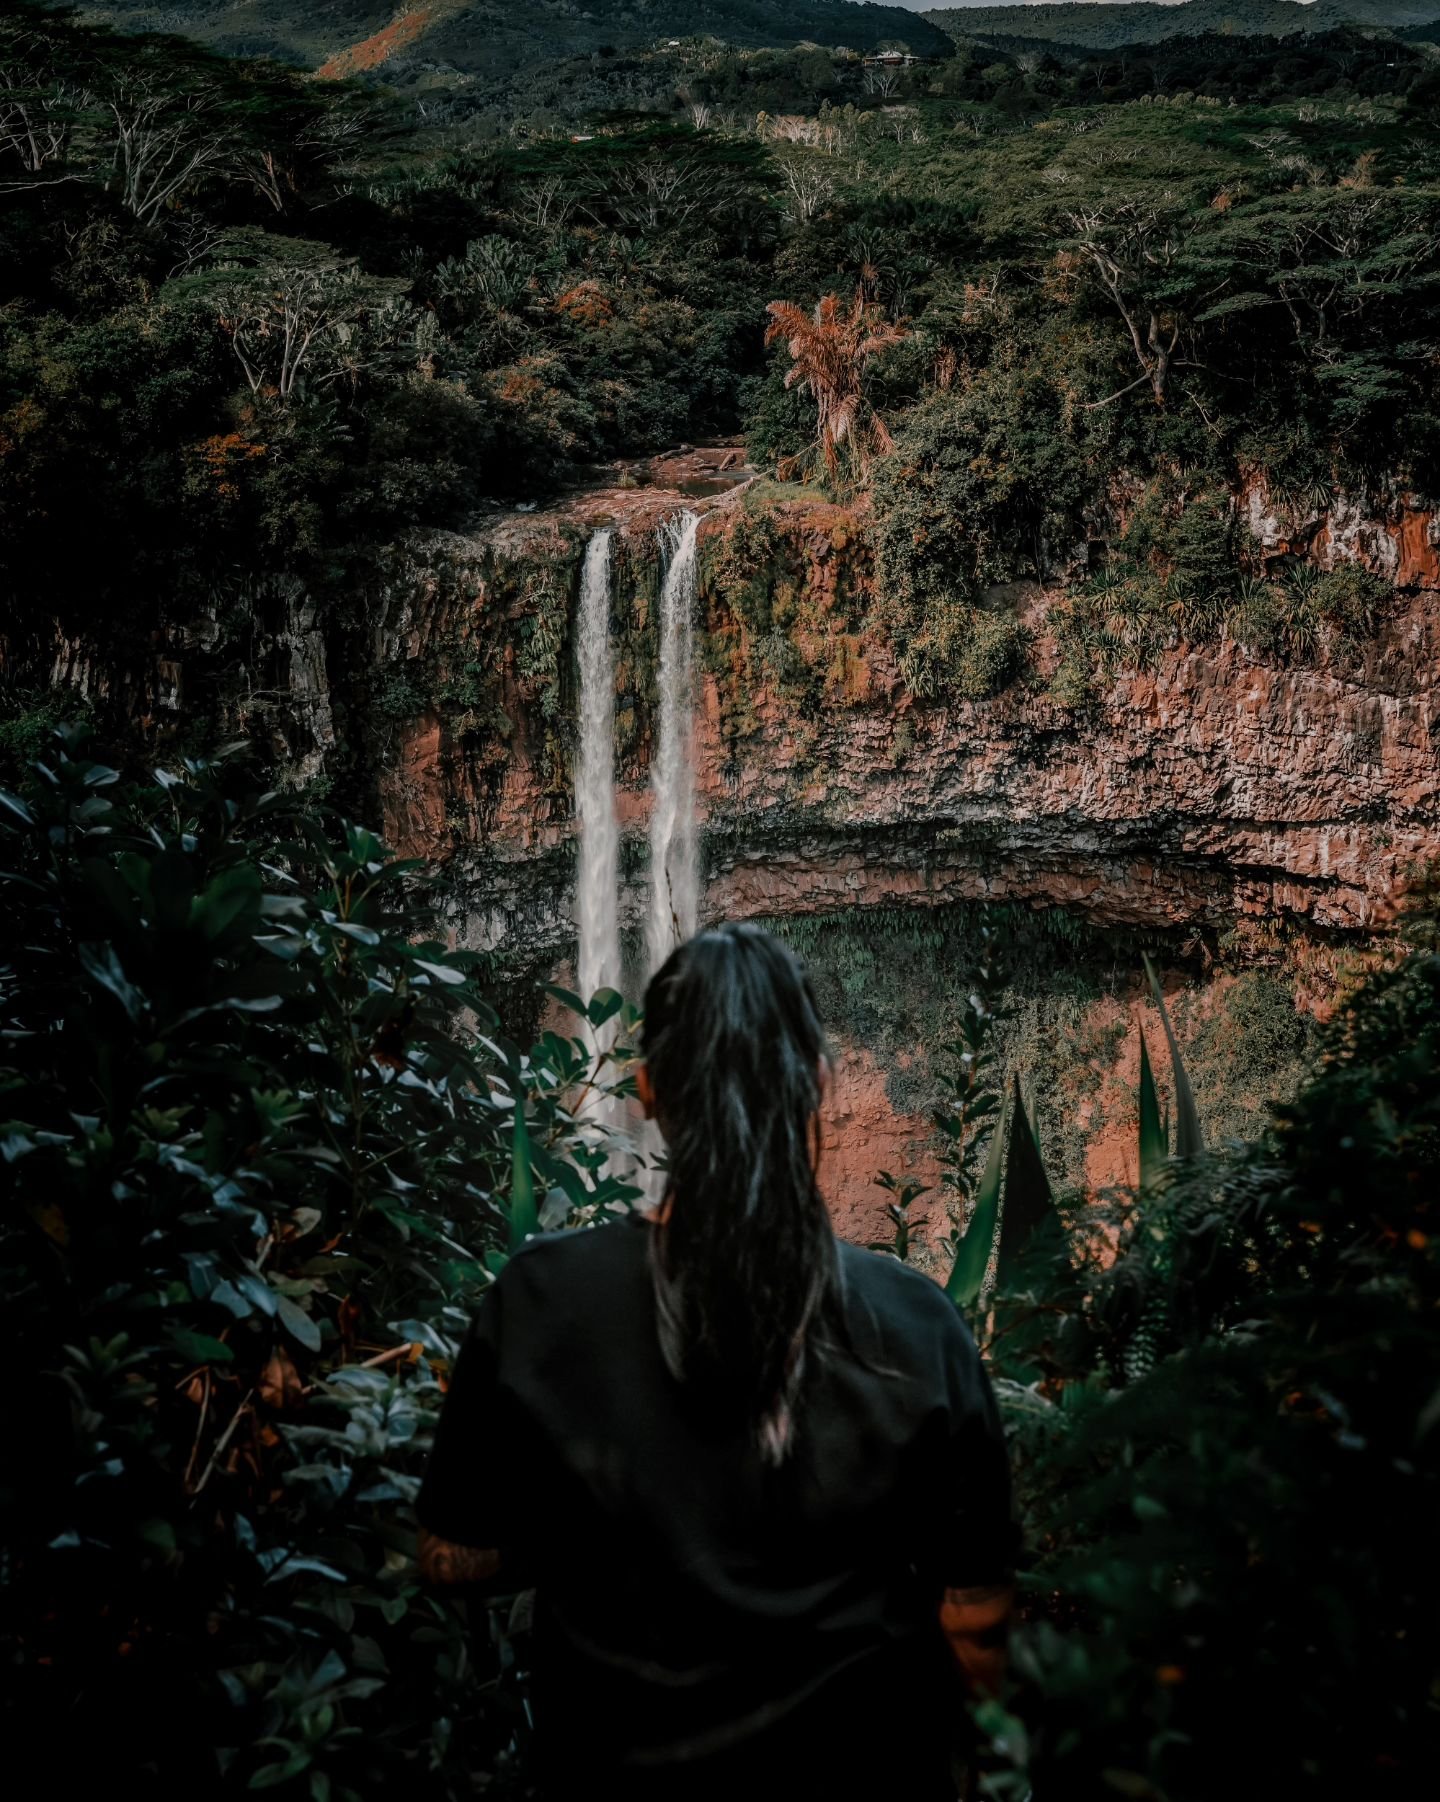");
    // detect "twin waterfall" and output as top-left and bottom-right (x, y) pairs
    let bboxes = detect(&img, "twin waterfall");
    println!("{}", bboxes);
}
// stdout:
(573, 509), (701, 1048)
(646, 512), (701, 972)
(574, 528), (622, 1009)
